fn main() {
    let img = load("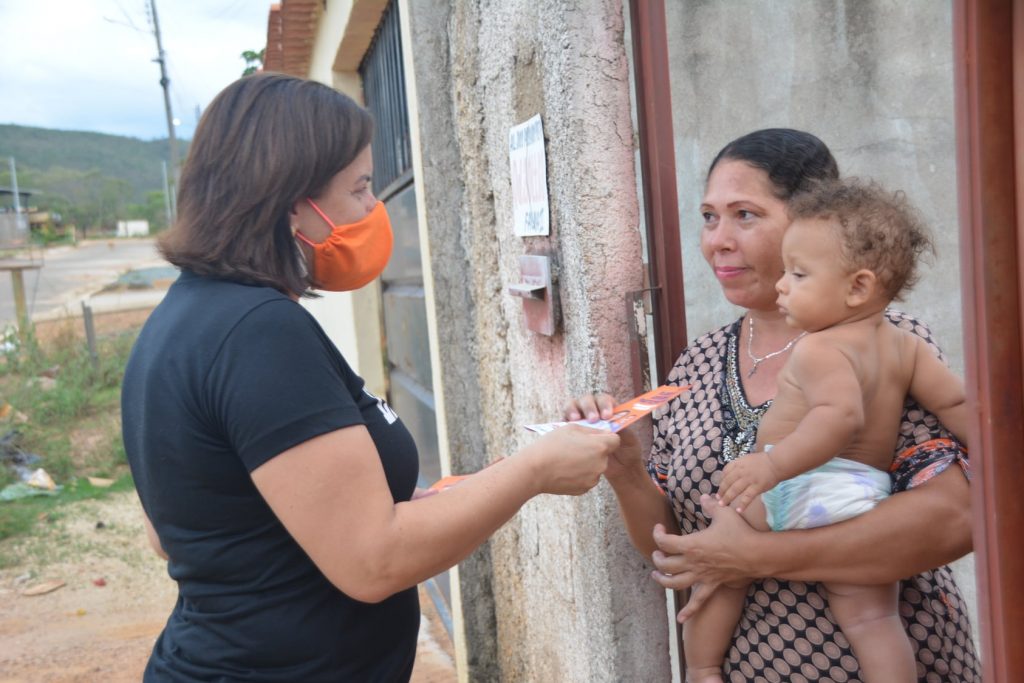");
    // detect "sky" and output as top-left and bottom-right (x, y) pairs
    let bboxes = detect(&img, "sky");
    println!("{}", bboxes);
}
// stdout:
(0, 0), (273, 141)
